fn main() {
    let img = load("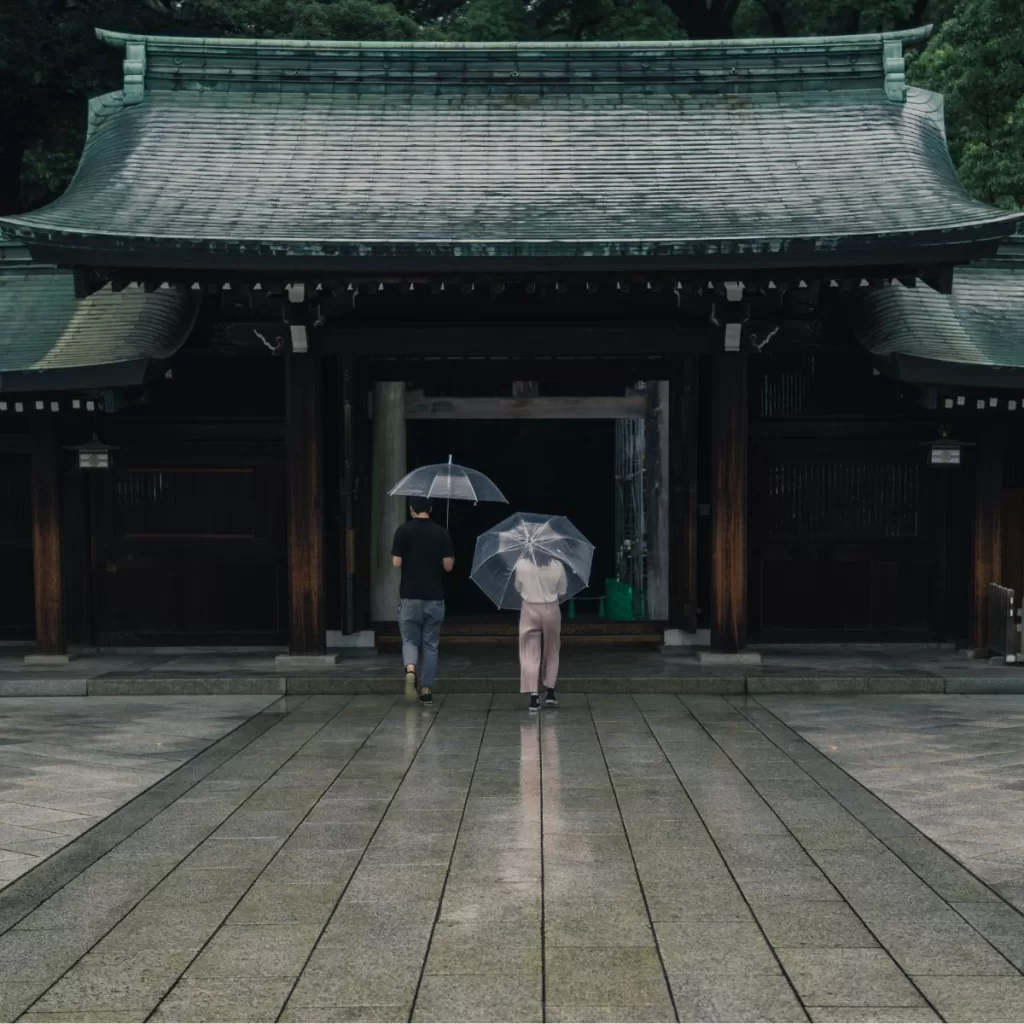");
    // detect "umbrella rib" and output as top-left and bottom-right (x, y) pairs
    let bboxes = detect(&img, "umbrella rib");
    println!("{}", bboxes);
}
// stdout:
(494, 554), (521, 610)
